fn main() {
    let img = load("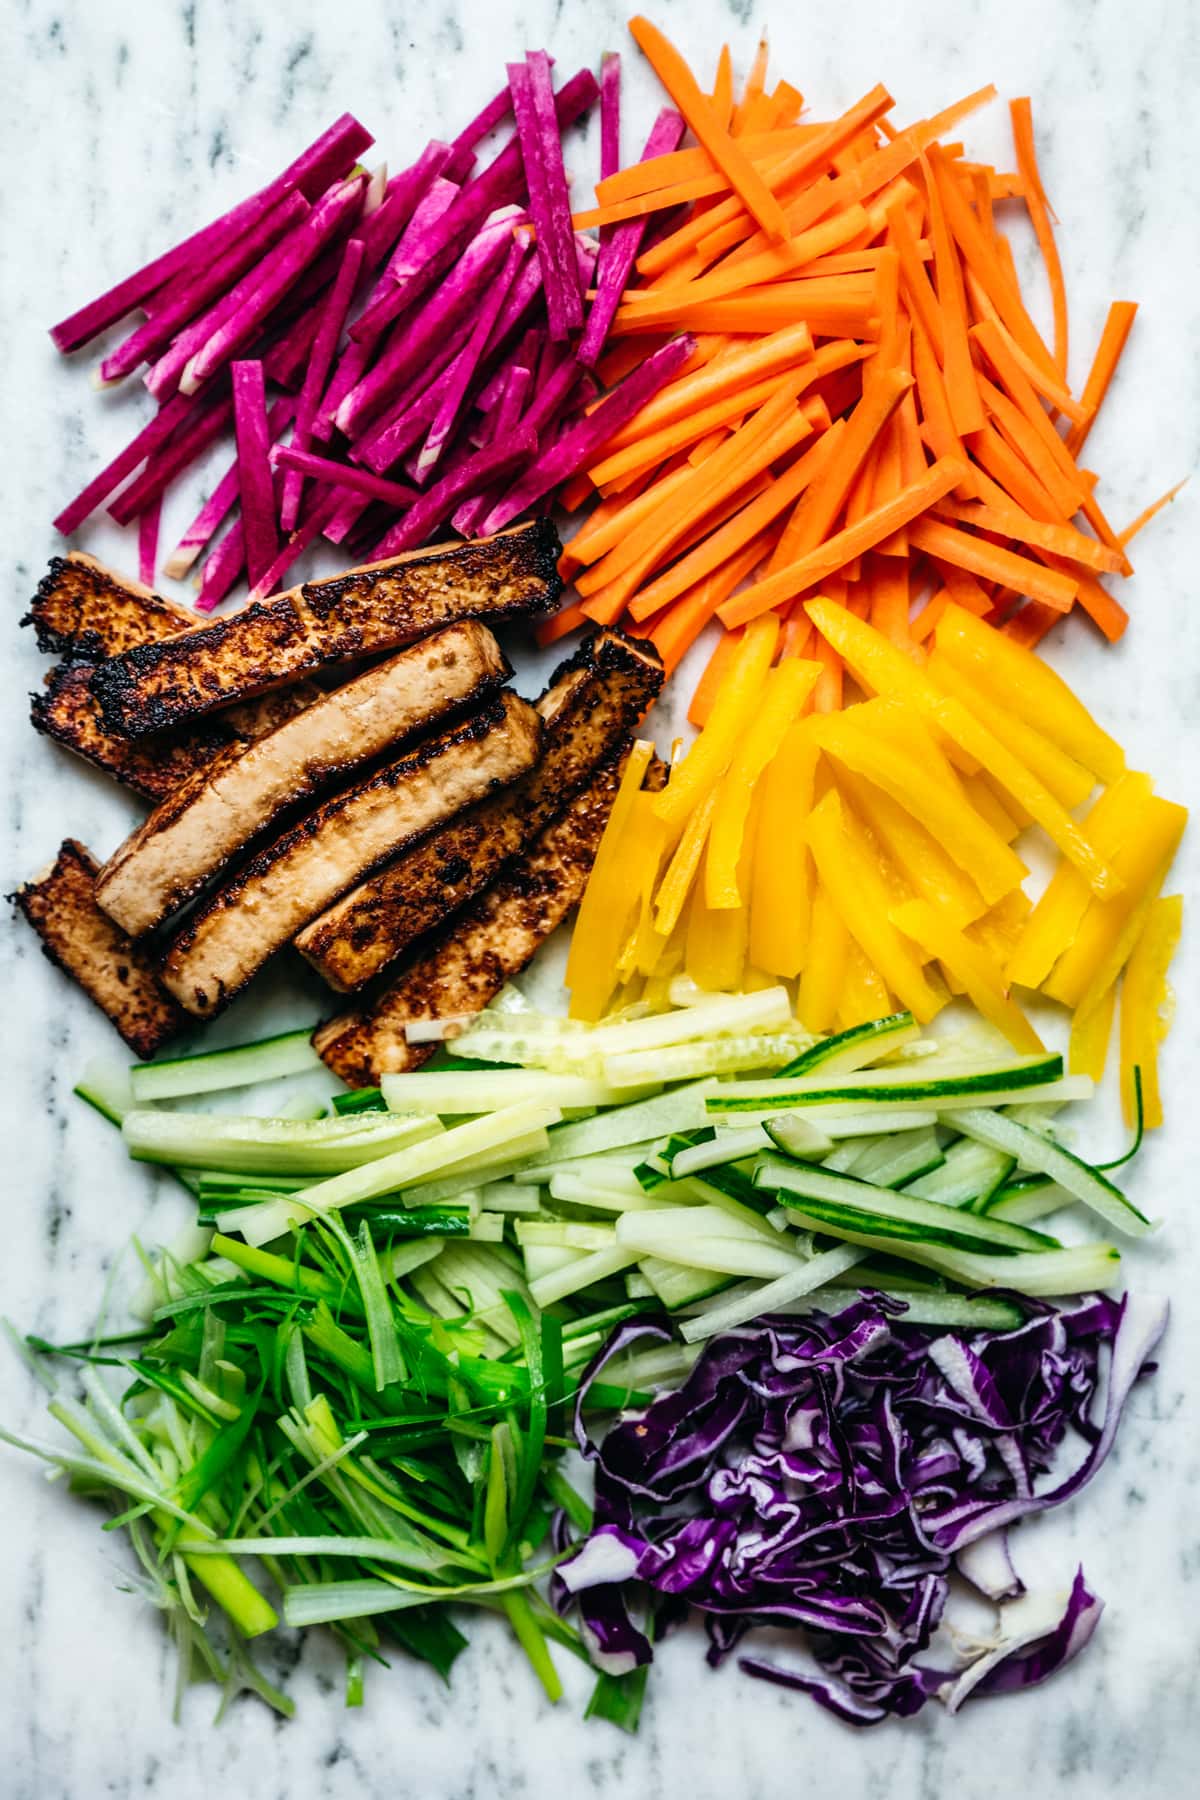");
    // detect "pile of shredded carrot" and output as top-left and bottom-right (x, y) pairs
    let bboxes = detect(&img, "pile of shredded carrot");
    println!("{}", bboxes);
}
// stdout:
(542, 18), (1183, 719)
(567, 601), (1186, 1128)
